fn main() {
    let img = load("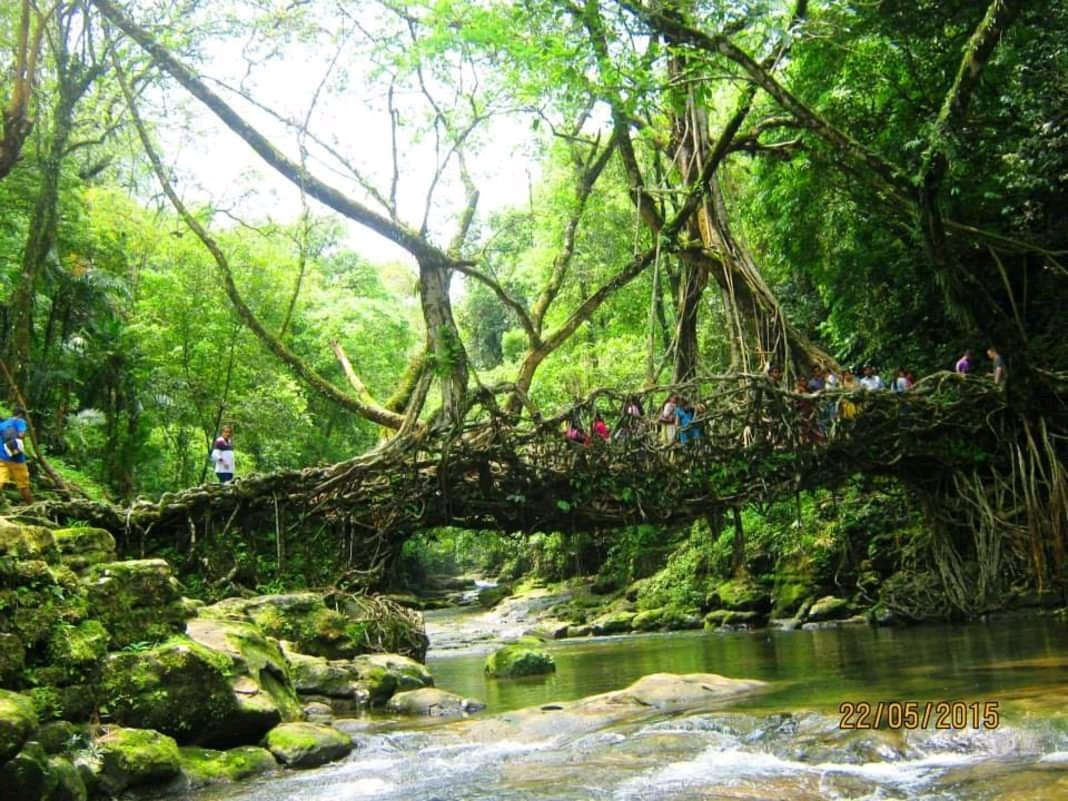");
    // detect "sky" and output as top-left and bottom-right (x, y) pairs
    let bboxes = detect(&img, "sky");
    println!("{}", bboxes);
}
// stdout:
(155, 5), (544, 269)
